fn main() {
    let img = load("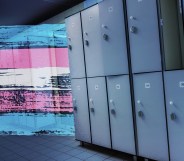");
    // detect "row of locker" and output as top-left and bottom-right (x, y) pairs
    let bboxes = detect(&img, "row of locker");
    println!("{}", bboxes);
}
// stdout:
(66, 0), (184, 78)
(72, 71), (184, 161)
